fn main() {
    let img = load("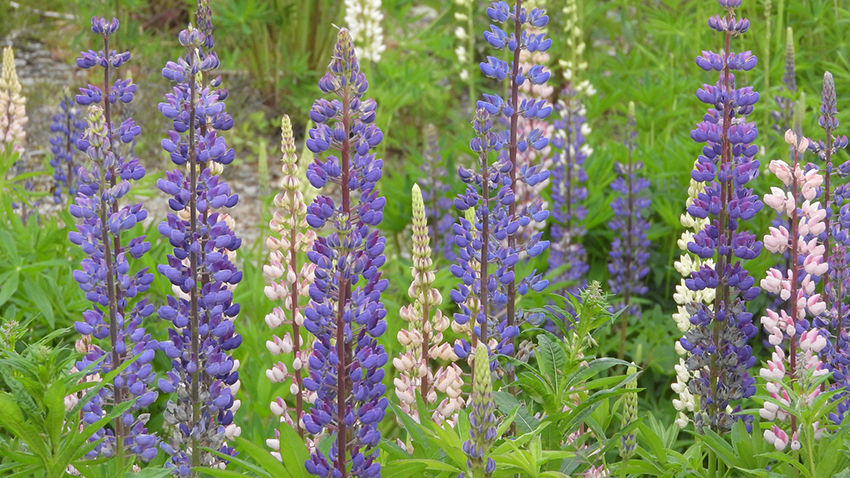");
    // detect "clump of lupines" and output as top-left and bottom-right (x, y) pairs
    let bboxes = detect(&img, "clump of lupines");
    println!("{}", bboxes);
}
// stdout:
(679, 0), (762, 434)
(460, 344), (497, 478)
(0, 46), (27, 154)
(71, 17), (158, 462)
(759, 129), (829, 451)
(473, 0), (552, 366)
(420, 125), (457, 261)
(807, 72), (850, 424)
(344, 0), (386, 63)
(155, 13), (243, 475)
(301, 29), (389, 478)
(50, 89), (86, 203)
(608, 102), (650, 359)
(263, 115), (318, 445)
(394, 184), (463, 426)
(619, 364), (638, 460)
